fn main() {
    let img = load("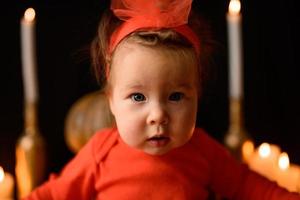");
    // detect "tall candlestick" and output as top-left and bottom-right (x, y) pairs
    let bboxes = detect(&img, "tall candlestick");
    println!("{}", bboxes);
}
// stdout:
(0, 166), (14, 200)
(227, 0), (243, 99)
(17, 8), (46, 199)
(224, 0), (248, 158)
(21, 8), (38, 103)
